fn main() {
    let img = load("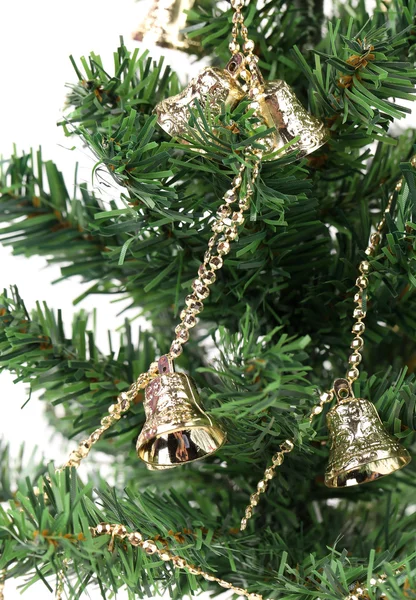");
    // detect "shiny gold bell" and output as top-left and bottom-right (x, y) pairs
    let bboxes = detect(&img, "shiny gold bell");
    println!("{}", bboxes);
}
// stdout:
(258, 80), (329, 159)
(325, 379), (411, 488)
(133, 0), (198, 53)
(136, 355), (226, 469)
(154, 53), (246, 140)
(154, 52), (328, 159)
